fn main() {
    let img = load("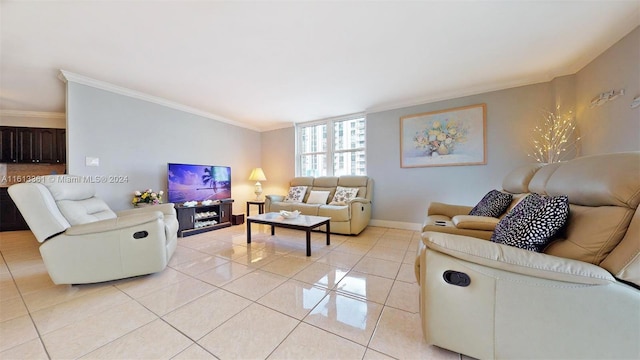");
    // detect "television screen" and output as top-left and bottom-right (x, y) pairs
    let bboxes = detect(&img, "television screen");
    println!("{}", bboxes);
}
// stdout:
(167, 163), (231, 204)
